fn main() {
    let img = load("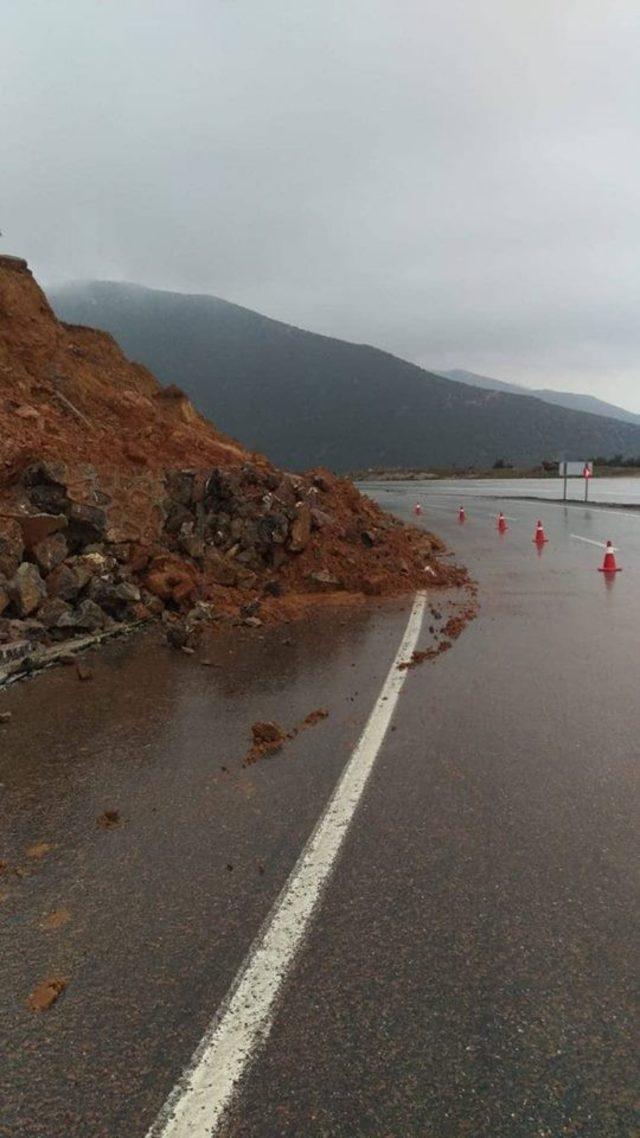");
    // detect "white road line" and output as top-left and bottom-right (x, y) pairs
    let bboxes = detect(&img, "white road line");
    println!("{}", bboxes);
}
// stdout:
(145, 592), (428, 1138)
(571, 534), (609, 548)
(544, 502), (640, 522)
